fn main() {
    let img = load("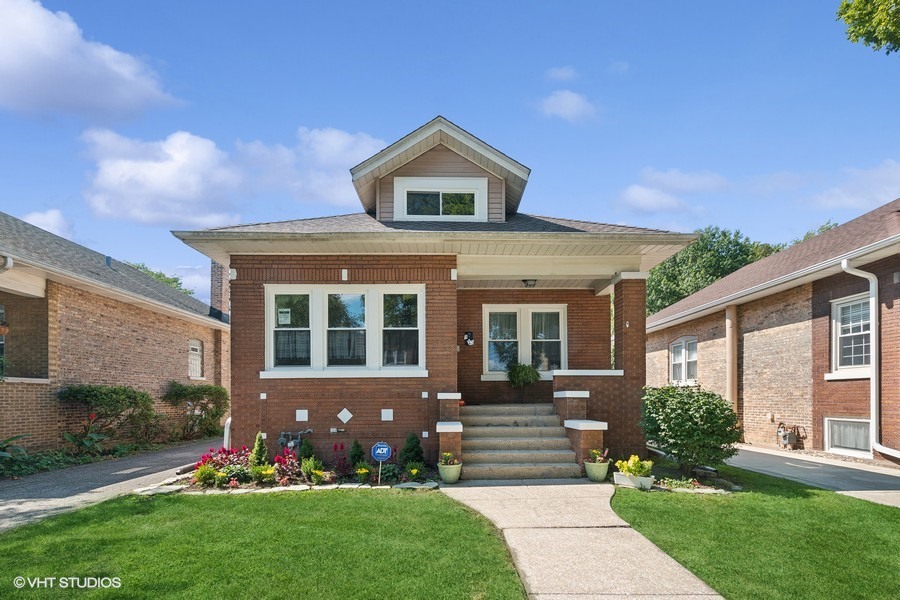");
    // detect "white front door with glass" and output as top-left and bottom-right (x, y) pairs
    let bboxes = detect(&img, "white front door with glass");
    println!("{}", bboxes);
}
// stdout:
(482, 305), (567, 379)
